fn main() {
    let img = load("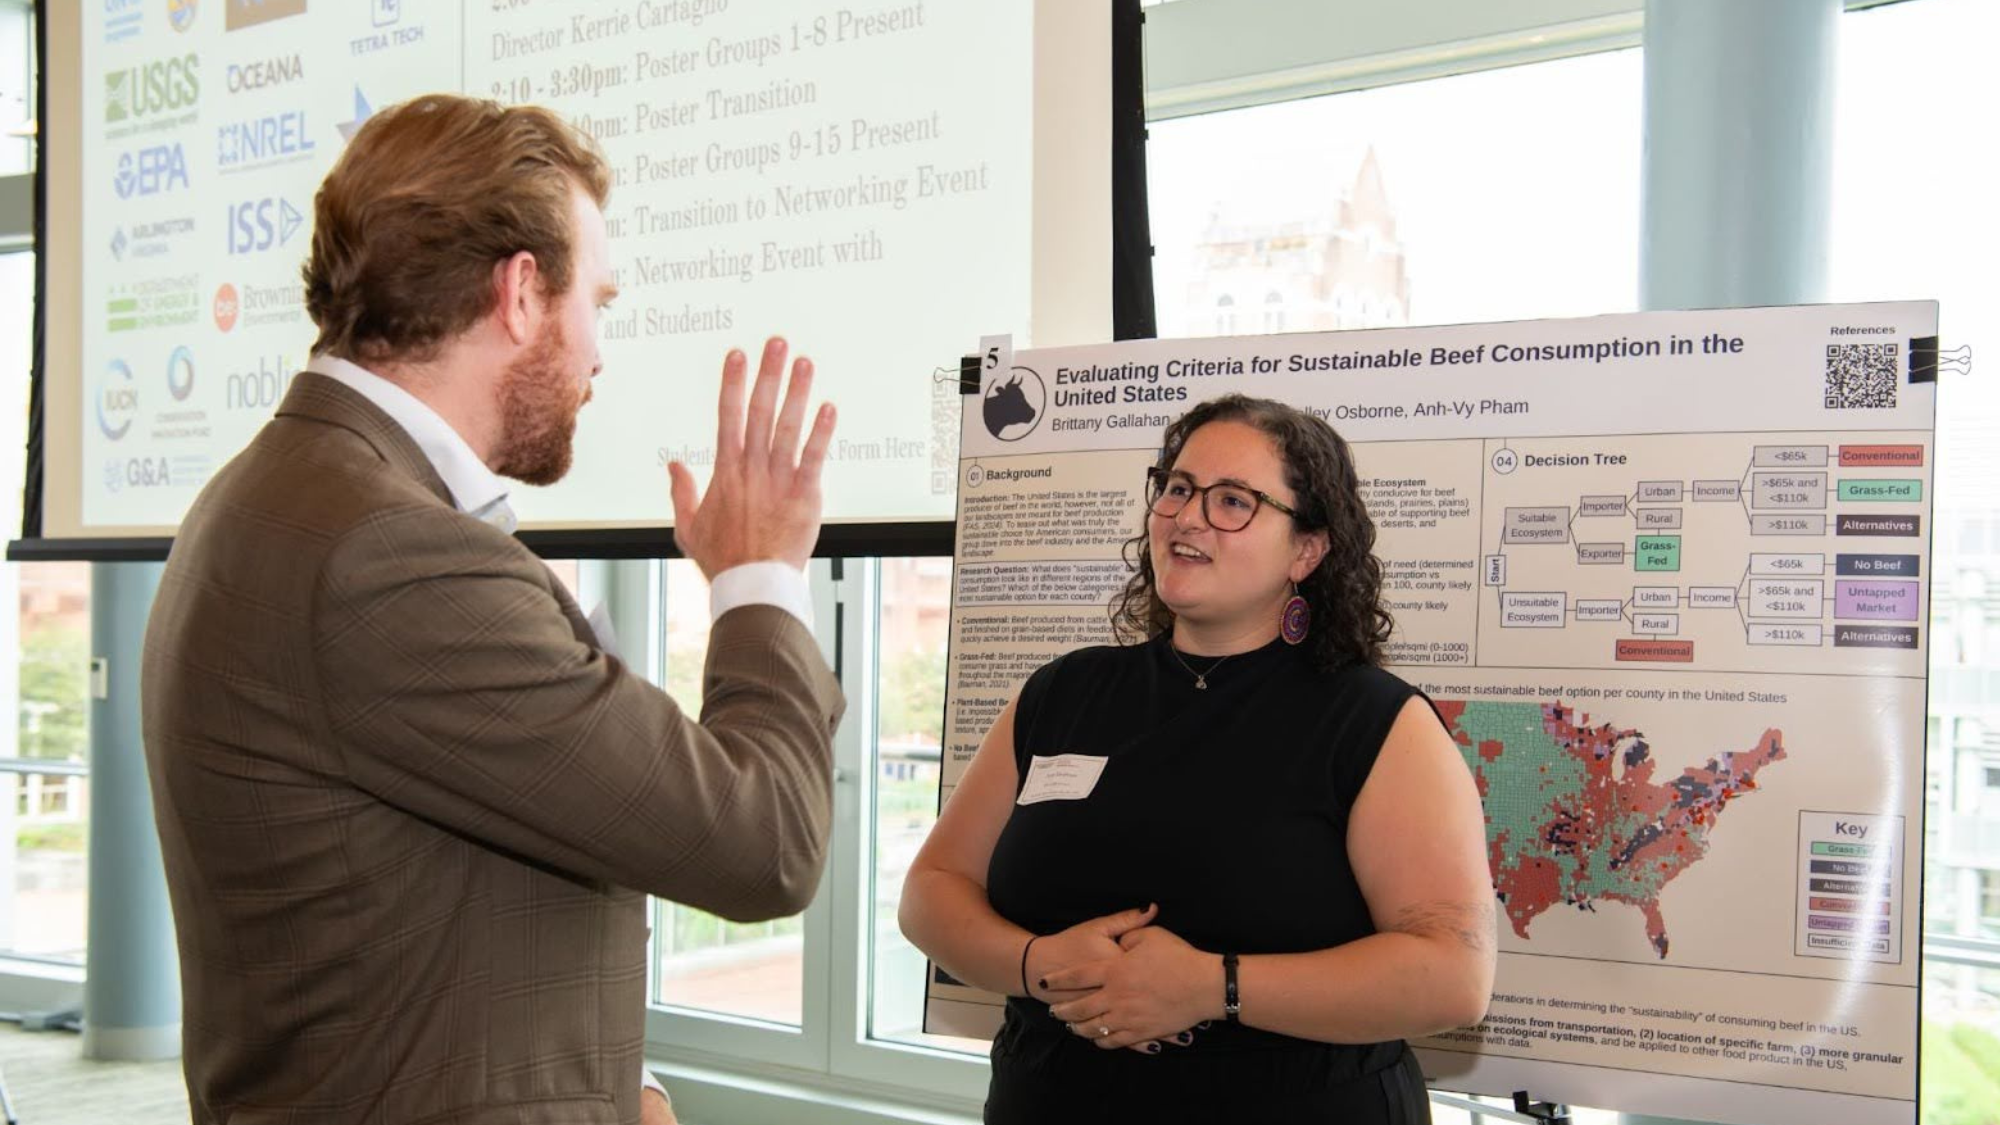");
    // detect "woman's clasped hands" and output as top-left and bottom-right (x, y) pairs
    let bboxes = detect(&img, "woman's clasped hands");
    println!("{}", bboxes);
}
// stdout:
(1027, 903), (1221, 1055)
